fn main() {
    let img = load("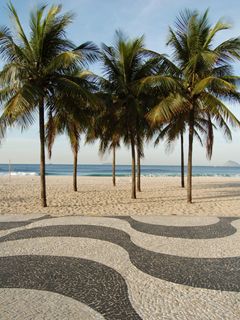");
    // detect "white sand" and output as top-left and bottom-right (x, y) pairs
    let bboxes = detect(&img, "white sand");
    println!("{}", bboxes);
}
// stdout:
(1, 176), (240, 216)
